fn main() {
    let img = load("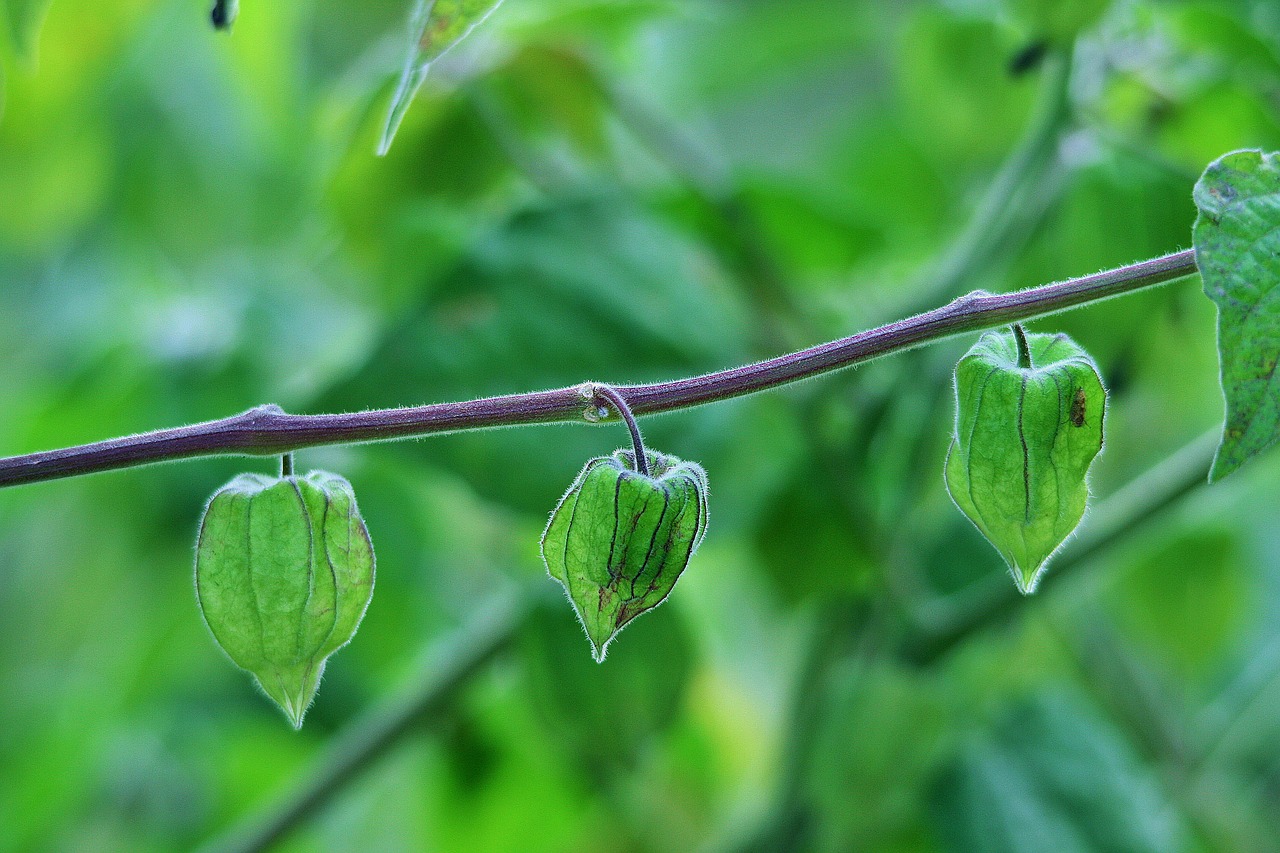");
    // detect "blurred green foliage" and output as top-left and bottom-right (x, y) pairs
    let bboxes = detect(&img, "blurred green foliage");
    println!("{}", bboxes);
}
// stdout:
(3, 1), (1280, 851)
